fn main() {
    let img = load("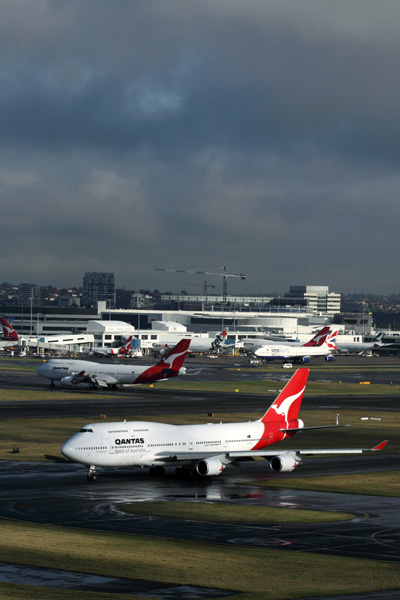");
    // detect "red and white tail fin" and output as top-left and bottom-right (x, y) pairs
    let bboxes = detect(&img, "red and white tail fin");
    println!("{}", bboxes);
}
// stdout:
(119, 335), (133, 355)
(302, 326), (330, 347)
(156, 338), (191, 371)
(0, 316), (19, 341)
(260, 369), (310, 423)
(326, 330), (338, 350)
